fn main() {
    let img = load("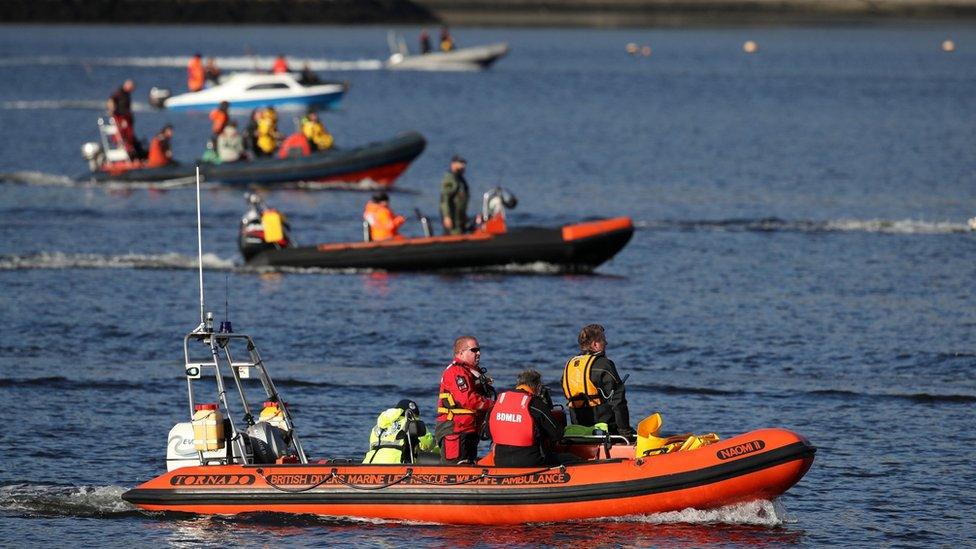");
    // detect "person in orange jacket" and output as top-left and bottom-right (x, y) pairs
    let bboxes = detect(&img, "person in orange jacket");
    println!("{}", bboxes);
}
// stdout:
(146, 124), (174, 167)
(187, 53), (205, 92)
(271, 54), (290, 74)
(363, 192), (405, 242)
(209, 101), (230, 139)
